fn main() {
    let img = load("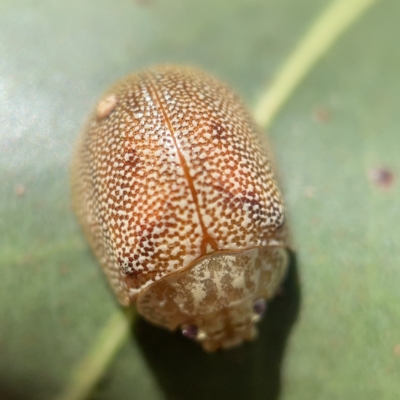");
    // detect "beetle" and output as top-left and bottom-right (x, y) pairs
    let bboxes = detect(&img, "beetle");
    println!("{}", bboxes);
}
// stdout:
(71, 65), (289, 352)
